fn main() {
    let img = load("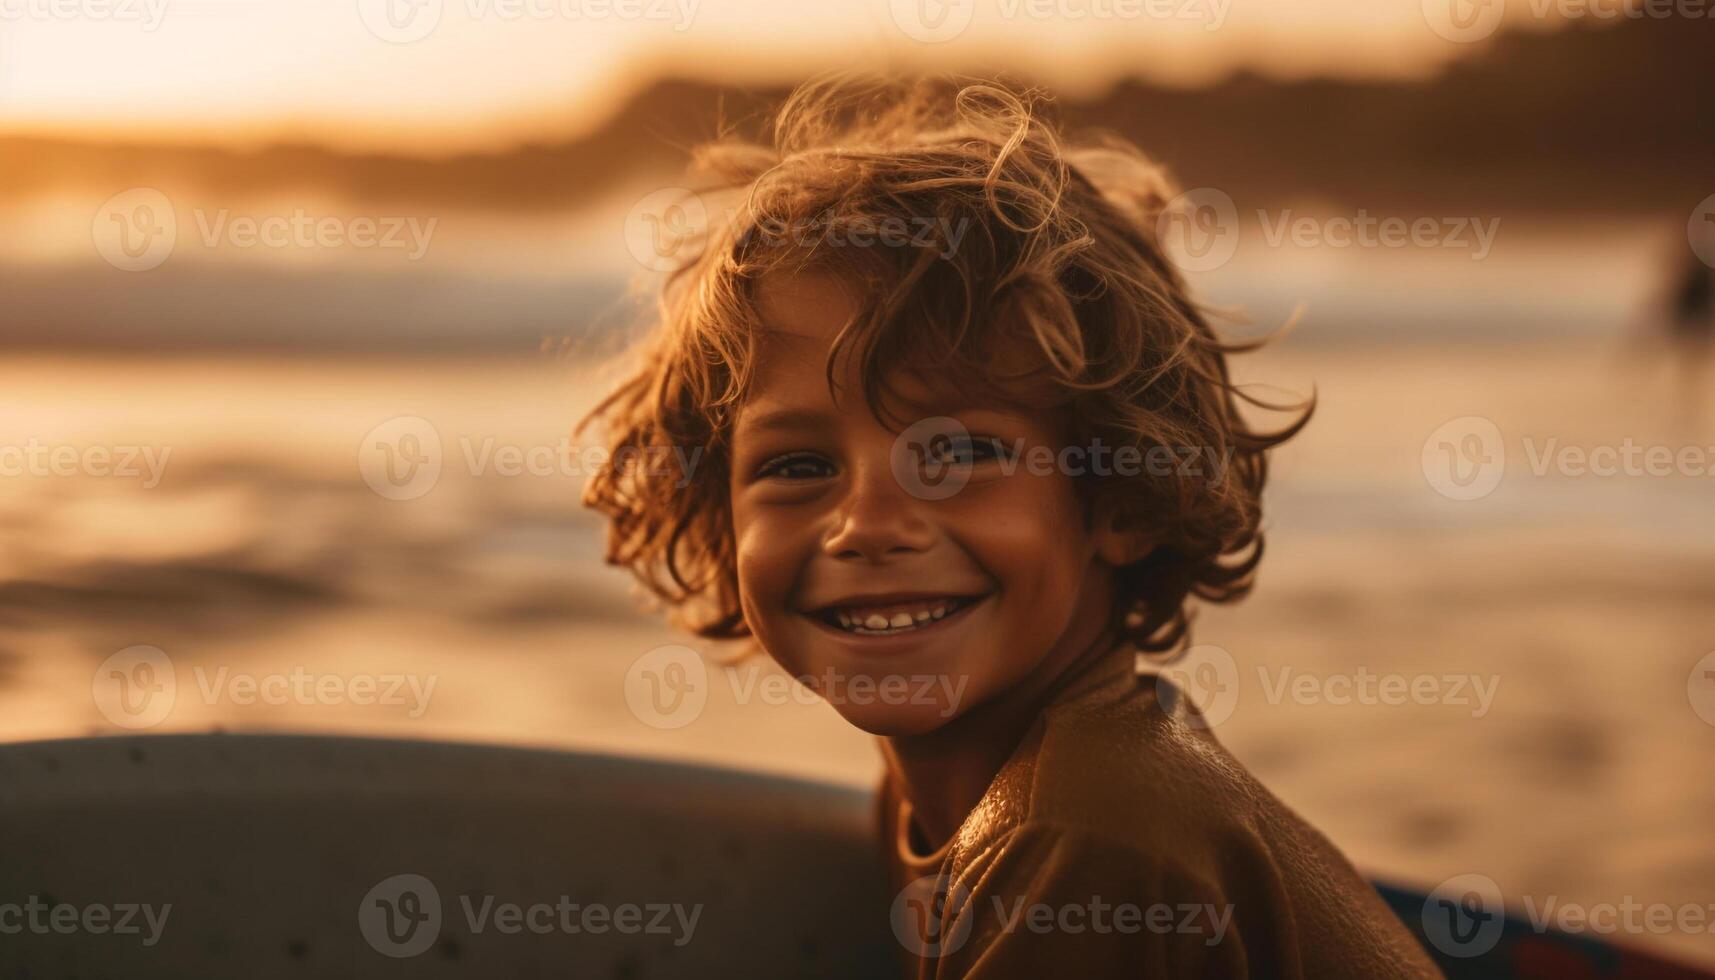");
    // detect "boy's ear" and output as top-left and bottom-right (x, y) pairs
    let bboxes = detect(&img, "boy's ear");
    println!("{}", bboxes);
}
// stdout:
(1092, 504), (1158, 567)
